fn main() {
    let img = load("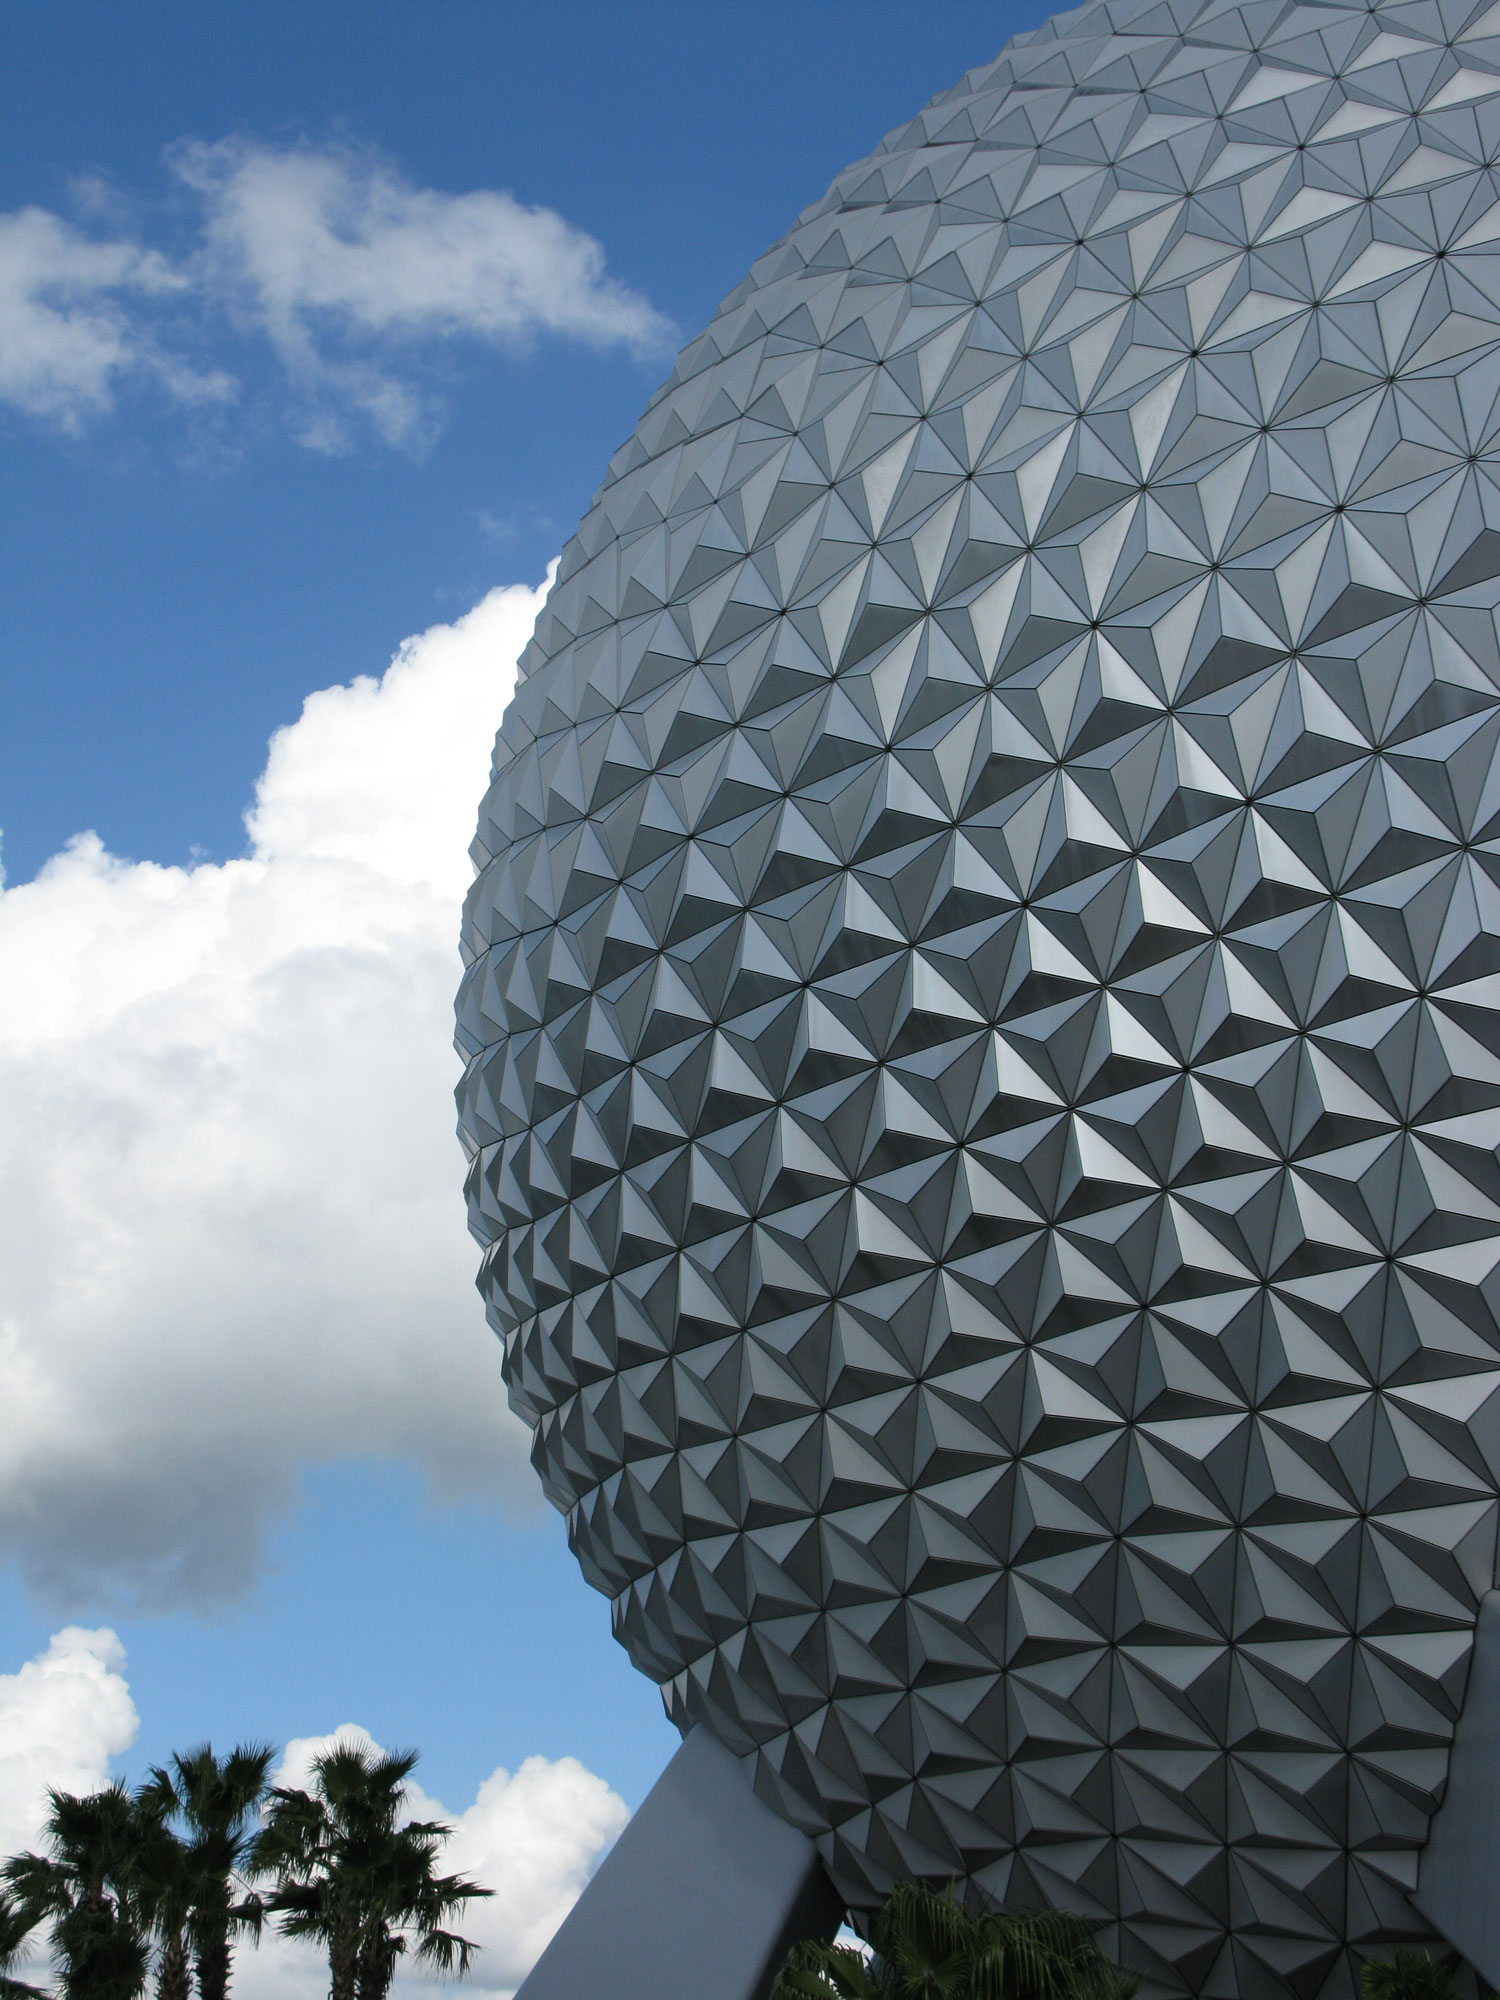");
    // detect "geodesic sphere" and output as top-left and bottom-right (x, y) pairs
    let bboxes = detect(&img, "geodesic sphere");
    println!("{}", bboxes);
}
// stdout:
(456, 4), (1500, 1993)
